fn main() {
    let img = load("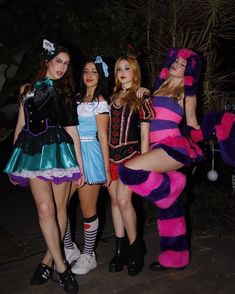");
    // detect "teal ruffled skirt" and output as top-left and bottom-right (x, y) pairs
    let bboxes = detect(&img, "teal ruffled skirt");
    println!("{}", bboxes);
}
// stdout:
(4, 126), (81, 186)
